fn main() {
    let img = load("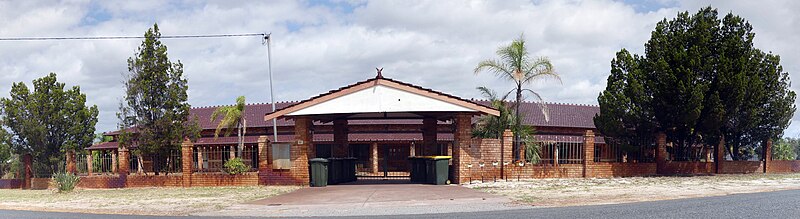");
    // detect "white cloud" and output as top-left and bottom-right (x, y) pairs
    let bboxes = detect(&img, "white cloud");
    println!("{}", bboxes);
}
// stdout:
(0, 0), (798, 137)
